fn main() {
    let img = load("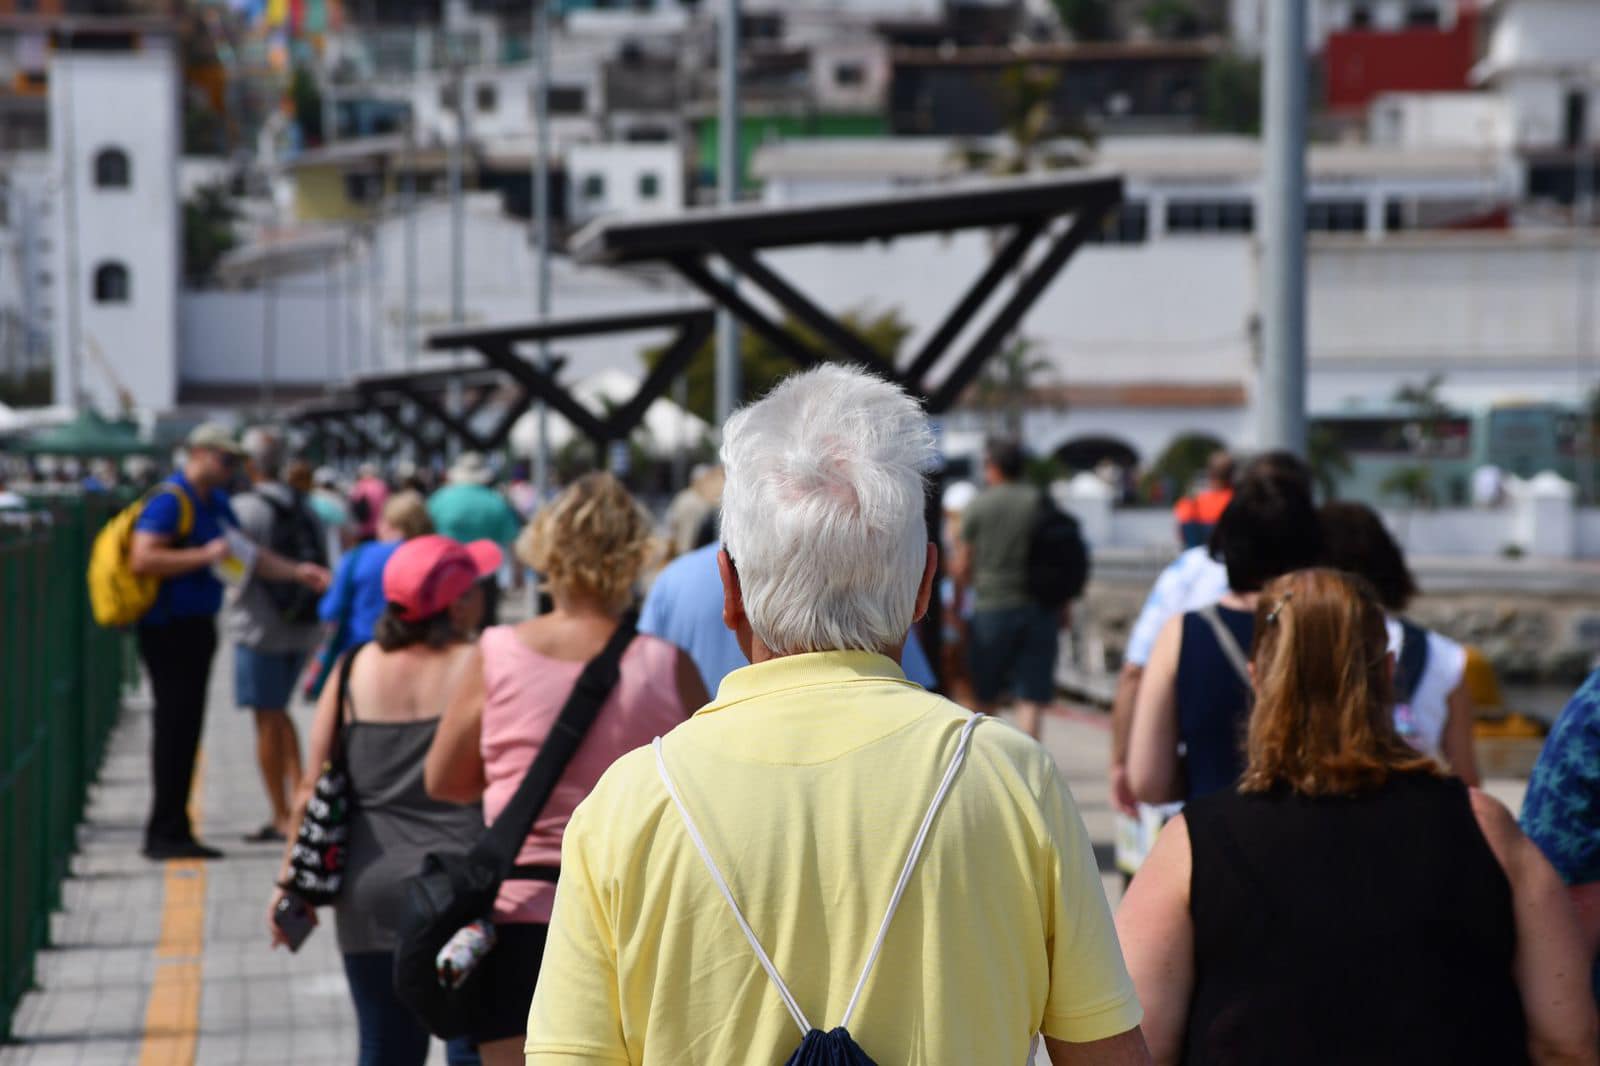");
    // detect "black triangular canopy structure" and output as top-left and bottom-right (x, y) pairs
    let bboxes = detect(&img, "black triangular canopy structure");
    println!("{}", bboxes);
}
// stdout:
(569, 170), (1123, 415)
(290, 172), (1120, 461)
